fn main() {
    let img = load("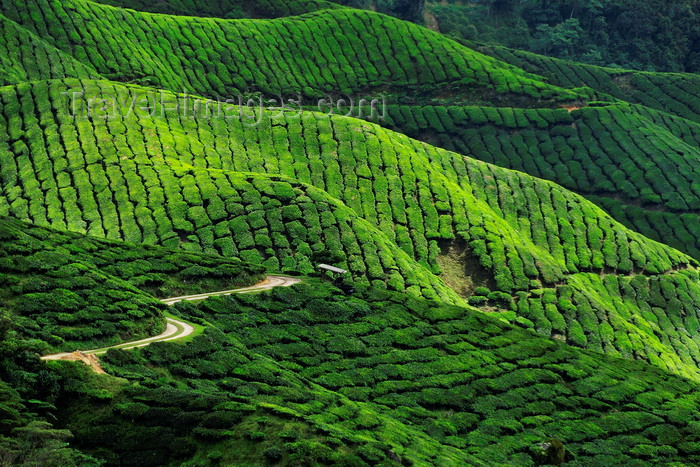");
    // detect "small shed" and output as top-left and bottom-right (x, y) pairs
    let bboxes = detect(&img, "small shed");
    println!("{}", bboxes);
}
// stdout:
(318, 264), (353, 294)
(318, 263), (348, 275)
